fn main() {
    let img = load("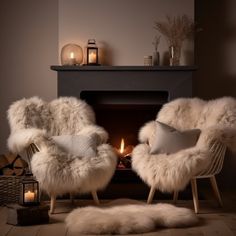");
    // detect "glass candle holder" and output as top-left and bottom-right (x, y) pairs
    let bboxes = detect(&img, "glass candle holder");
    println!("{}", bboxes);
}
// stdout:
(61, 44), (83, 66)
